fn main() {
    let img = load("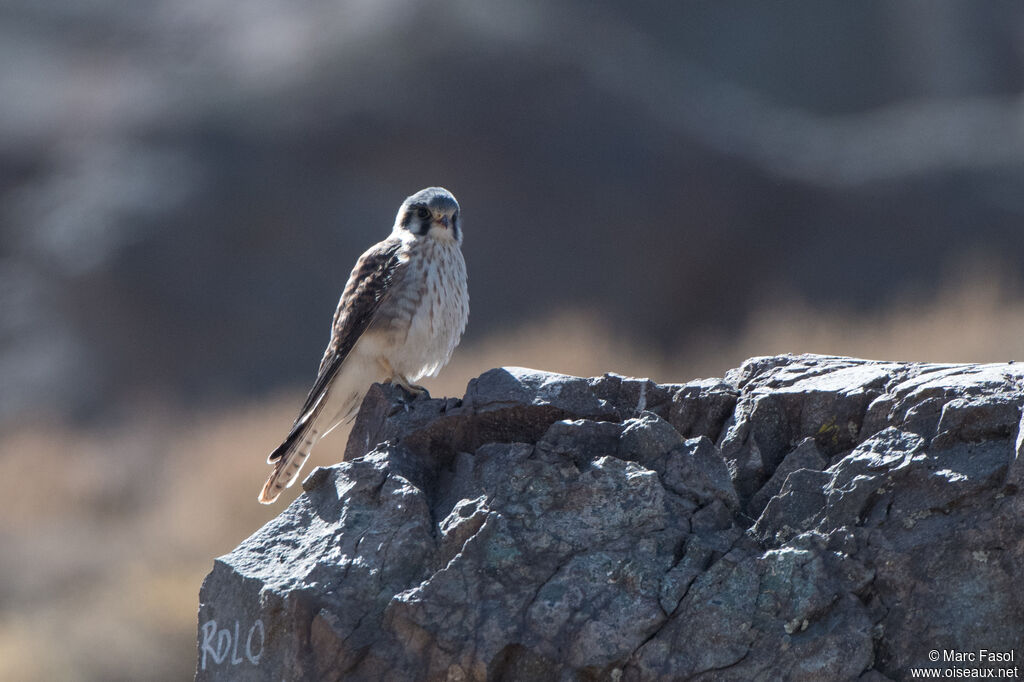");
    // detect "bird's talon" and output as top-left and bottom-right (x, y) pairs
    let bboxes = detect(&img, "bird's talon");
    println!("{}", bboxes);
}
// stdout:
(389, 386), (421, 414)
(393, 381), (429, 401)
